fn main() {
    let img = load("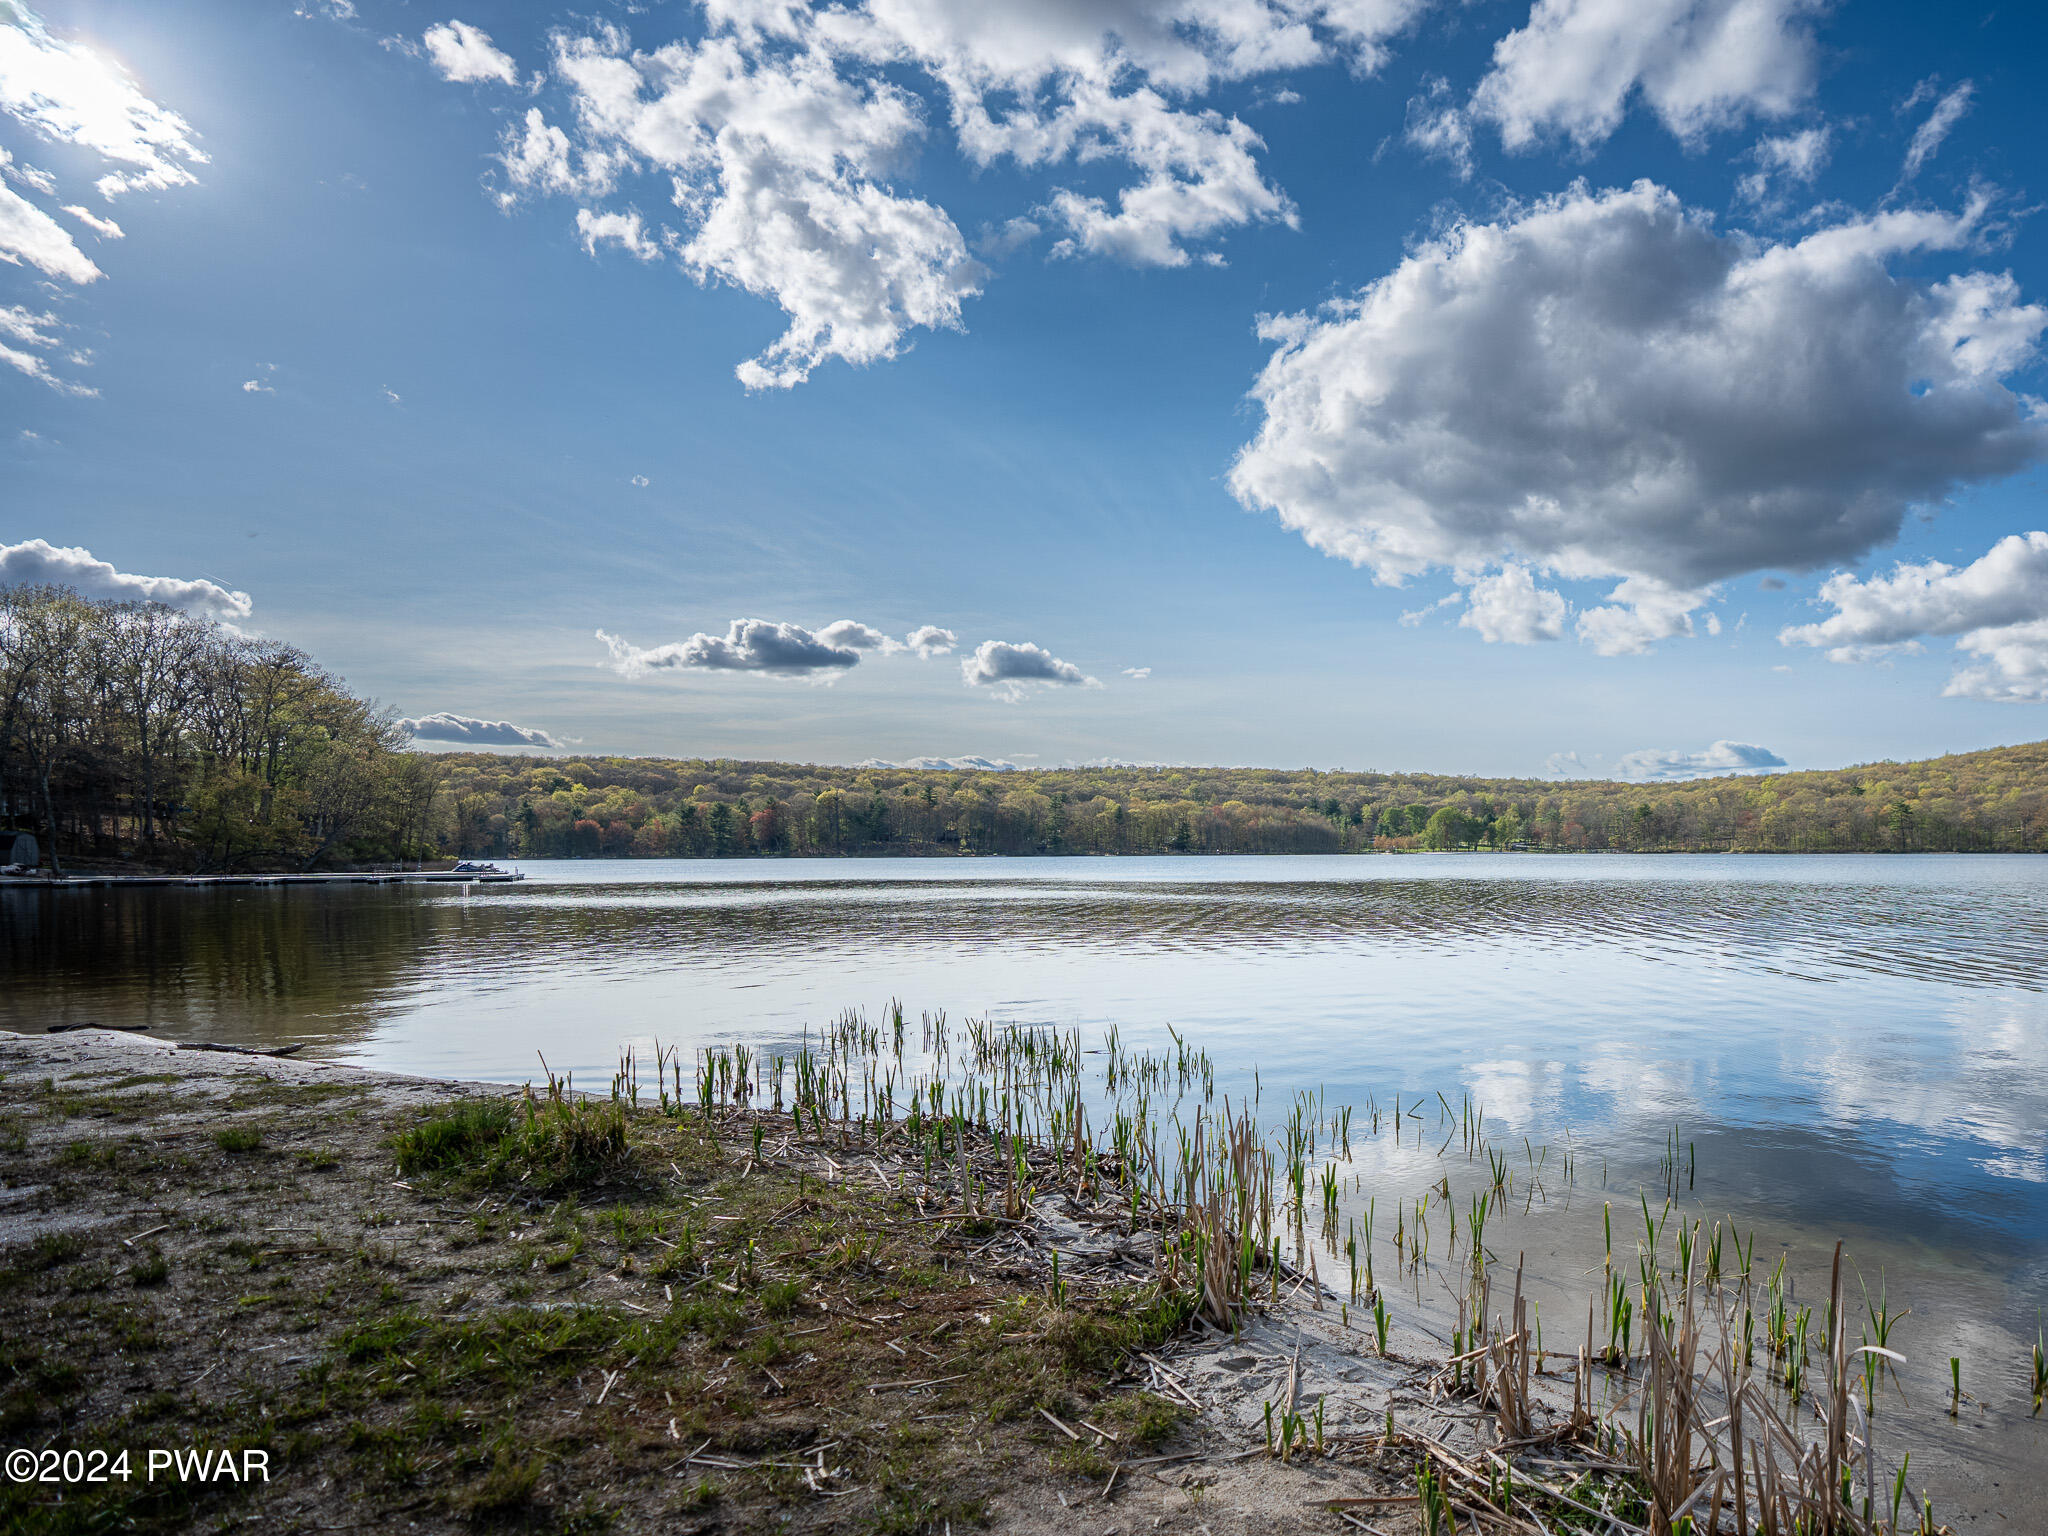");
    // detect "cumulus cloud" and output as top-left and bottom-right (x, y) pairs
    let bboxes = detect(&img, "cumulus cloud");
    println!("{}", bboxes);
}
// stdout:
(0, 4), (208, 197)
(1471, 0), (1823, 151)
(1612, 740), (1787, 780)
(1458, 564), (1567, 644)
(816, 619), (896, 652)
(859, 755), (1021, 771)
(905, 624), (957, 657)
(1230, 182), (2048, 654)
(1901, 80), (1972, 182)
(1575, 578), (1716, 657)
(1122, 666), (1152, 680)
(460, 1), (1431, 388)
(1779, 531), (2048, 701)
(422, 20), (519, 86)
(597, 619), (862, 676)
(0, 538), (252, 621)
(629, 473), (649, 487)
(400, 712), (563, 748)
(1948, 622), (2048, 704)
(960, 639), (1096, 698)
